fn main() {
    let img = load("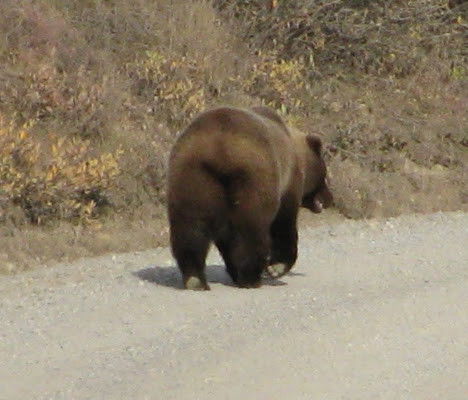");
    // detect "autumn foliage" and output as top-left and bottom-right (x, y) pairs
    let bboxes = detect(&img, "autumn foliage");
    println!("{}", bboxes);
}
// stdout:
(0, 117), (122, 224)
(0, 0), (466, 227)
